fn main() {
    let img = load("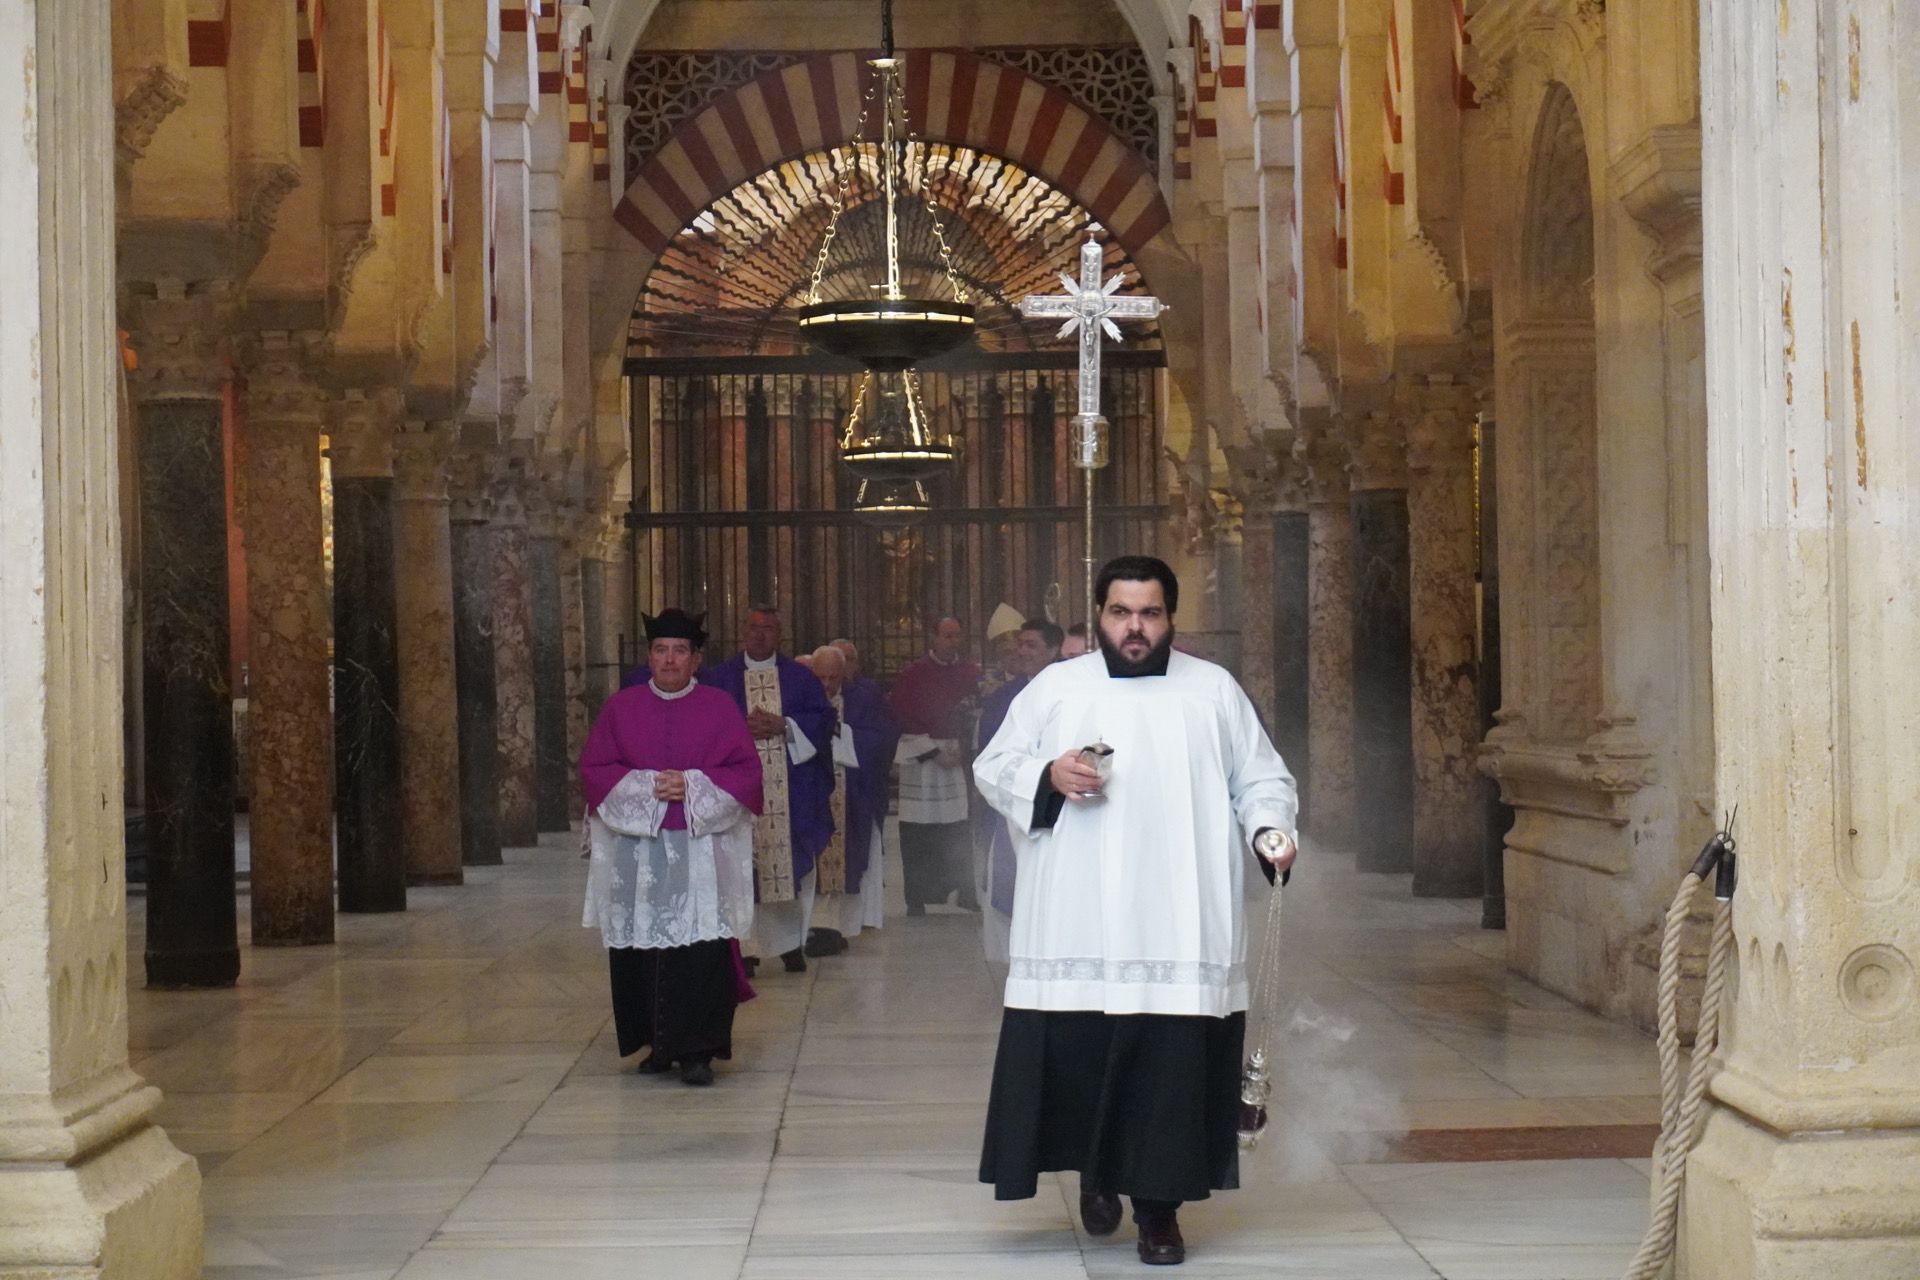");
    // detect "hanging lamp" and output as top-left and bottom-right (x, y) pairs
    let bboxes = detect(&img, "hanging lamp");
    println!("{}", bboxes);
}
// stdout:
(853, 477), (932, 526)
(797, 0), (977, 371)
(838, 369), (958, 482)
